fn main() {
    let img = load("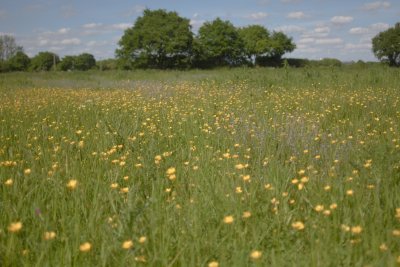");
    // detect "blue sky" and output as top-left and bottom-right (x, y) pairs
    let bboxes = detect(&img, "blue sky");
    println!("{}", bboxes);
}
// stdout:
(1, 0), (399, 61)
